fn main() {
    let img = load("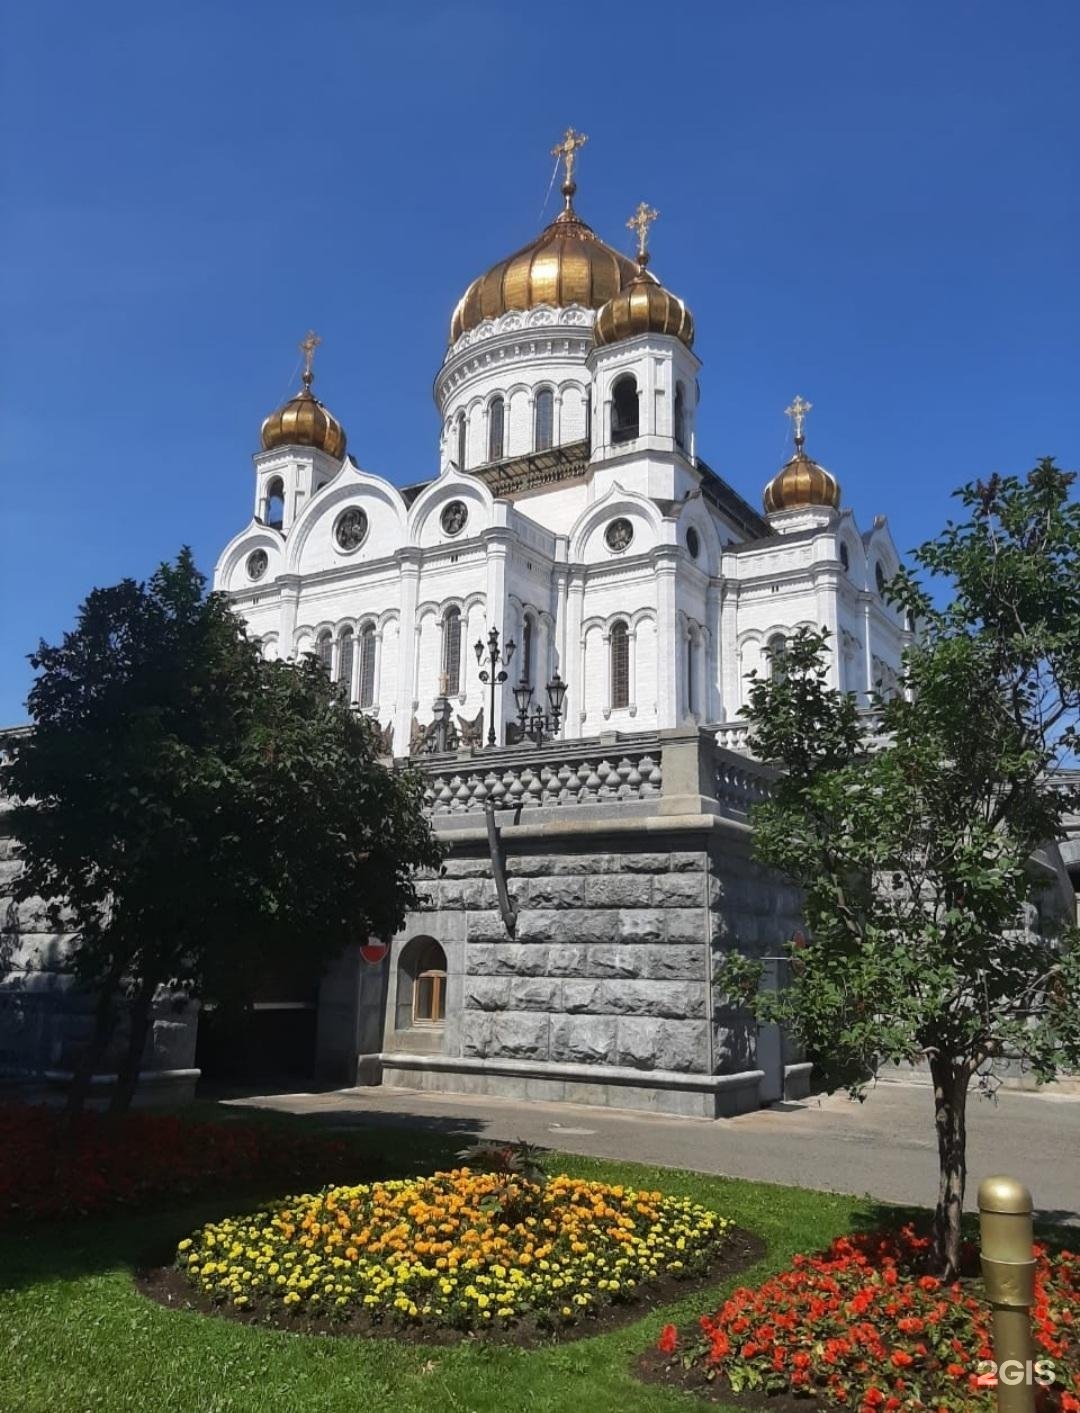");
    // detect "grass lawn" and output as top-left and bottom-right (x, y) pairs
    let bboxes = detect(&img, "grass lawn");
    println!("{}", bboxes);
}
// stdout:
(0, 1106), (938, 1412)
